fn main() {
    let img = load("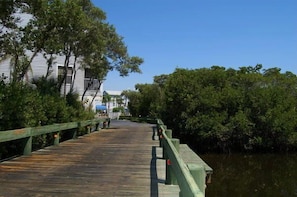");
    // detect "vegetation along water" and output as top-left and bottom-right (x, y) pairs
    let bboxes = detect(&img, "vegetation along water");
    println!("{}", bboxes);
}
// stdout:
(124, 65), (297, 196)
